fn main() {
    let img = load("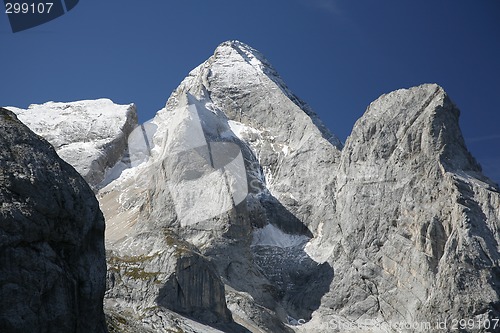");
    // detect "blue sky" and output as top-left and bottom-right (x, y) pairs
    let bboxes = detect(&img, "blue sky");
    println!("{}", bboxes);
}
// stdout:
(1, 1), (499, 183)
